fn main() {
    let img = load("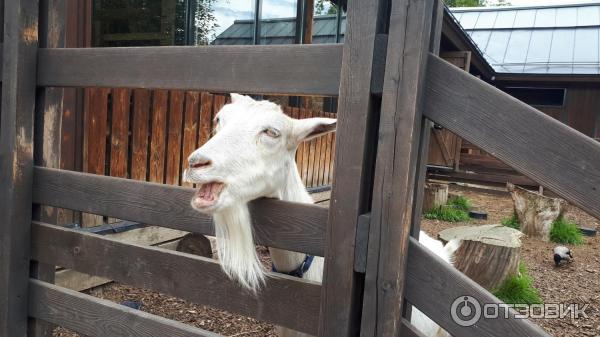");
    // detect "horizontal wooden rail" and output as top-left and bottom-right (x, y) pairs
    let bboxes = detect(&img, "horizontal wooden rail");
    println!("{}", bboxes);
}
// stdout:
(29, 279), (221, 337)
(32, 167), (327, 256)
(424, 54), (600, 220)
(37, 44), (342, 96)
(405, 237), (549, 337)
(31, 222), (321, 334)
